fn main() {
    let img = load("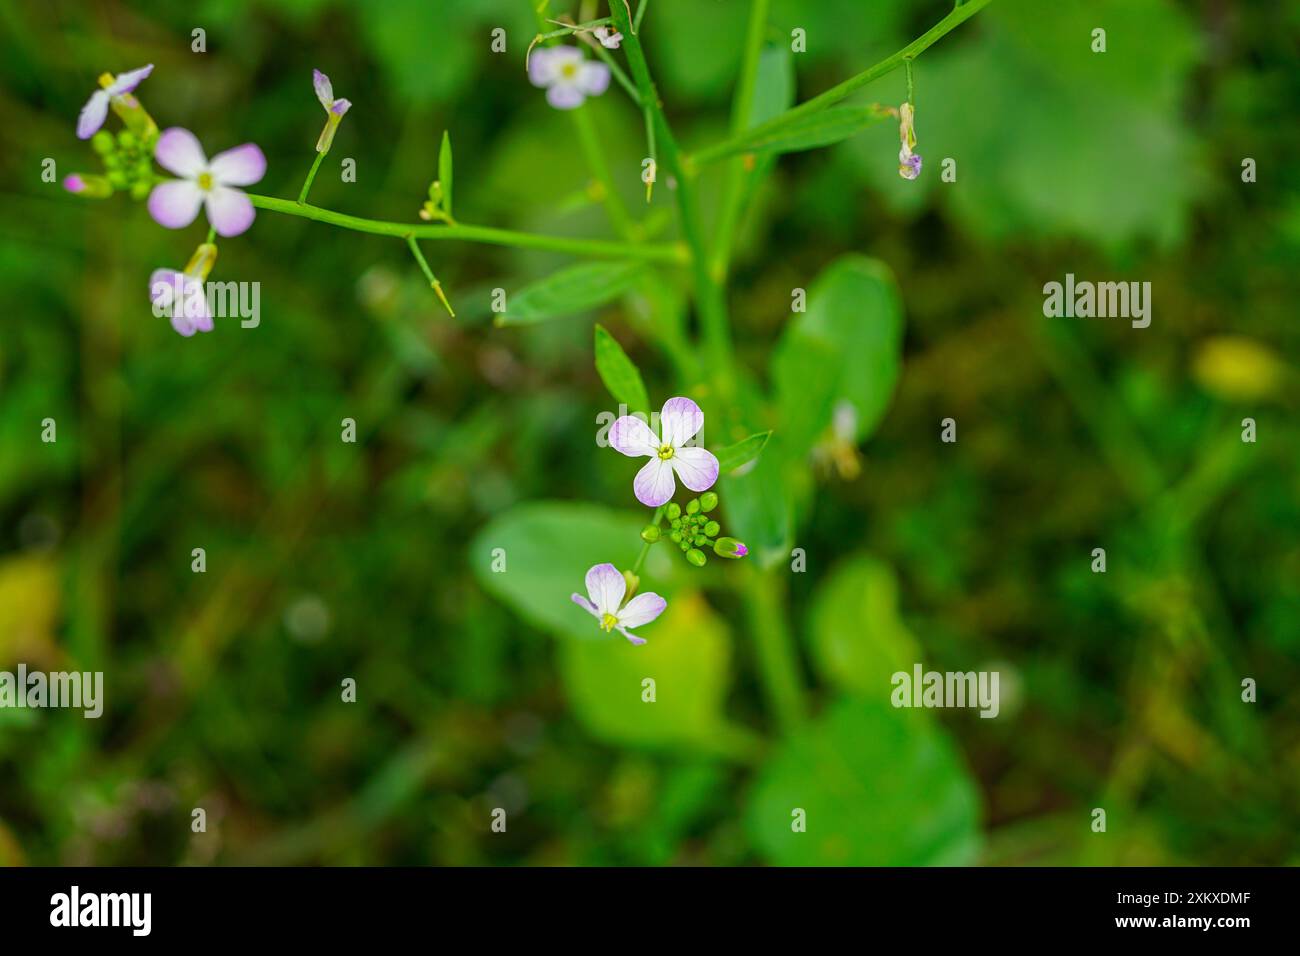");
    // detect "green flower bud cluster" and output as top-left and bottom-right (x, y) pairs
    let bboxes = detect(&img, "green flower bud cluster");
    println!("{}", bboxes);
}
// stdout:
(91, 127), (159, 200)
(663, 491), (733, 567)
(418, 180), (453, 223)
